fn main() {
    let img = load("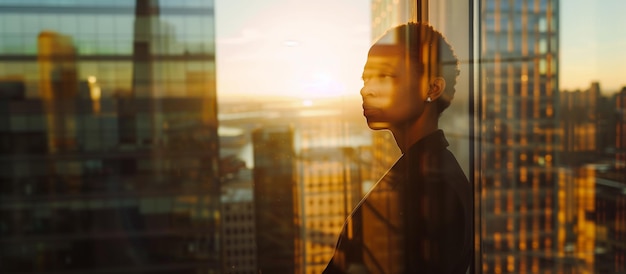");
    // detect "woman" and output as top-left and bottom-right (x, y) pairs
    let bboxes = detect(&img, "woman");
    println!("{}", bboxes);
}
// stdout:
(323, 23), (472, 274)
